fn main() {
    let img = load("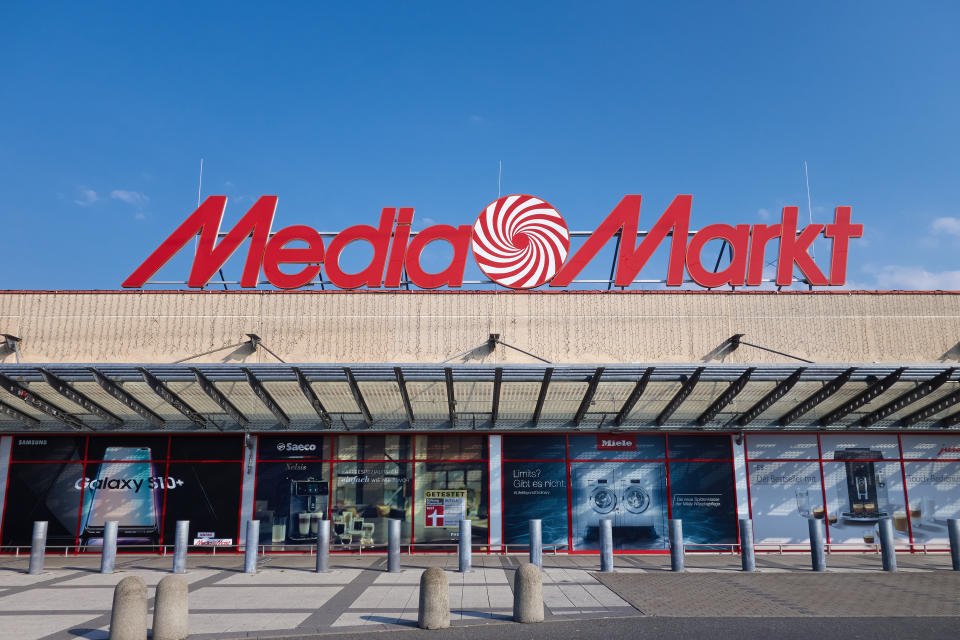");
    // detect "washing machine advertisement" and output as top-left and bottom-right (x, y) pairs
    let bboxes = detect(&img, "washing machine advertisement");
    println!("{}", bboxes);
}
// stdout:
(571, 462), (668, 550)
